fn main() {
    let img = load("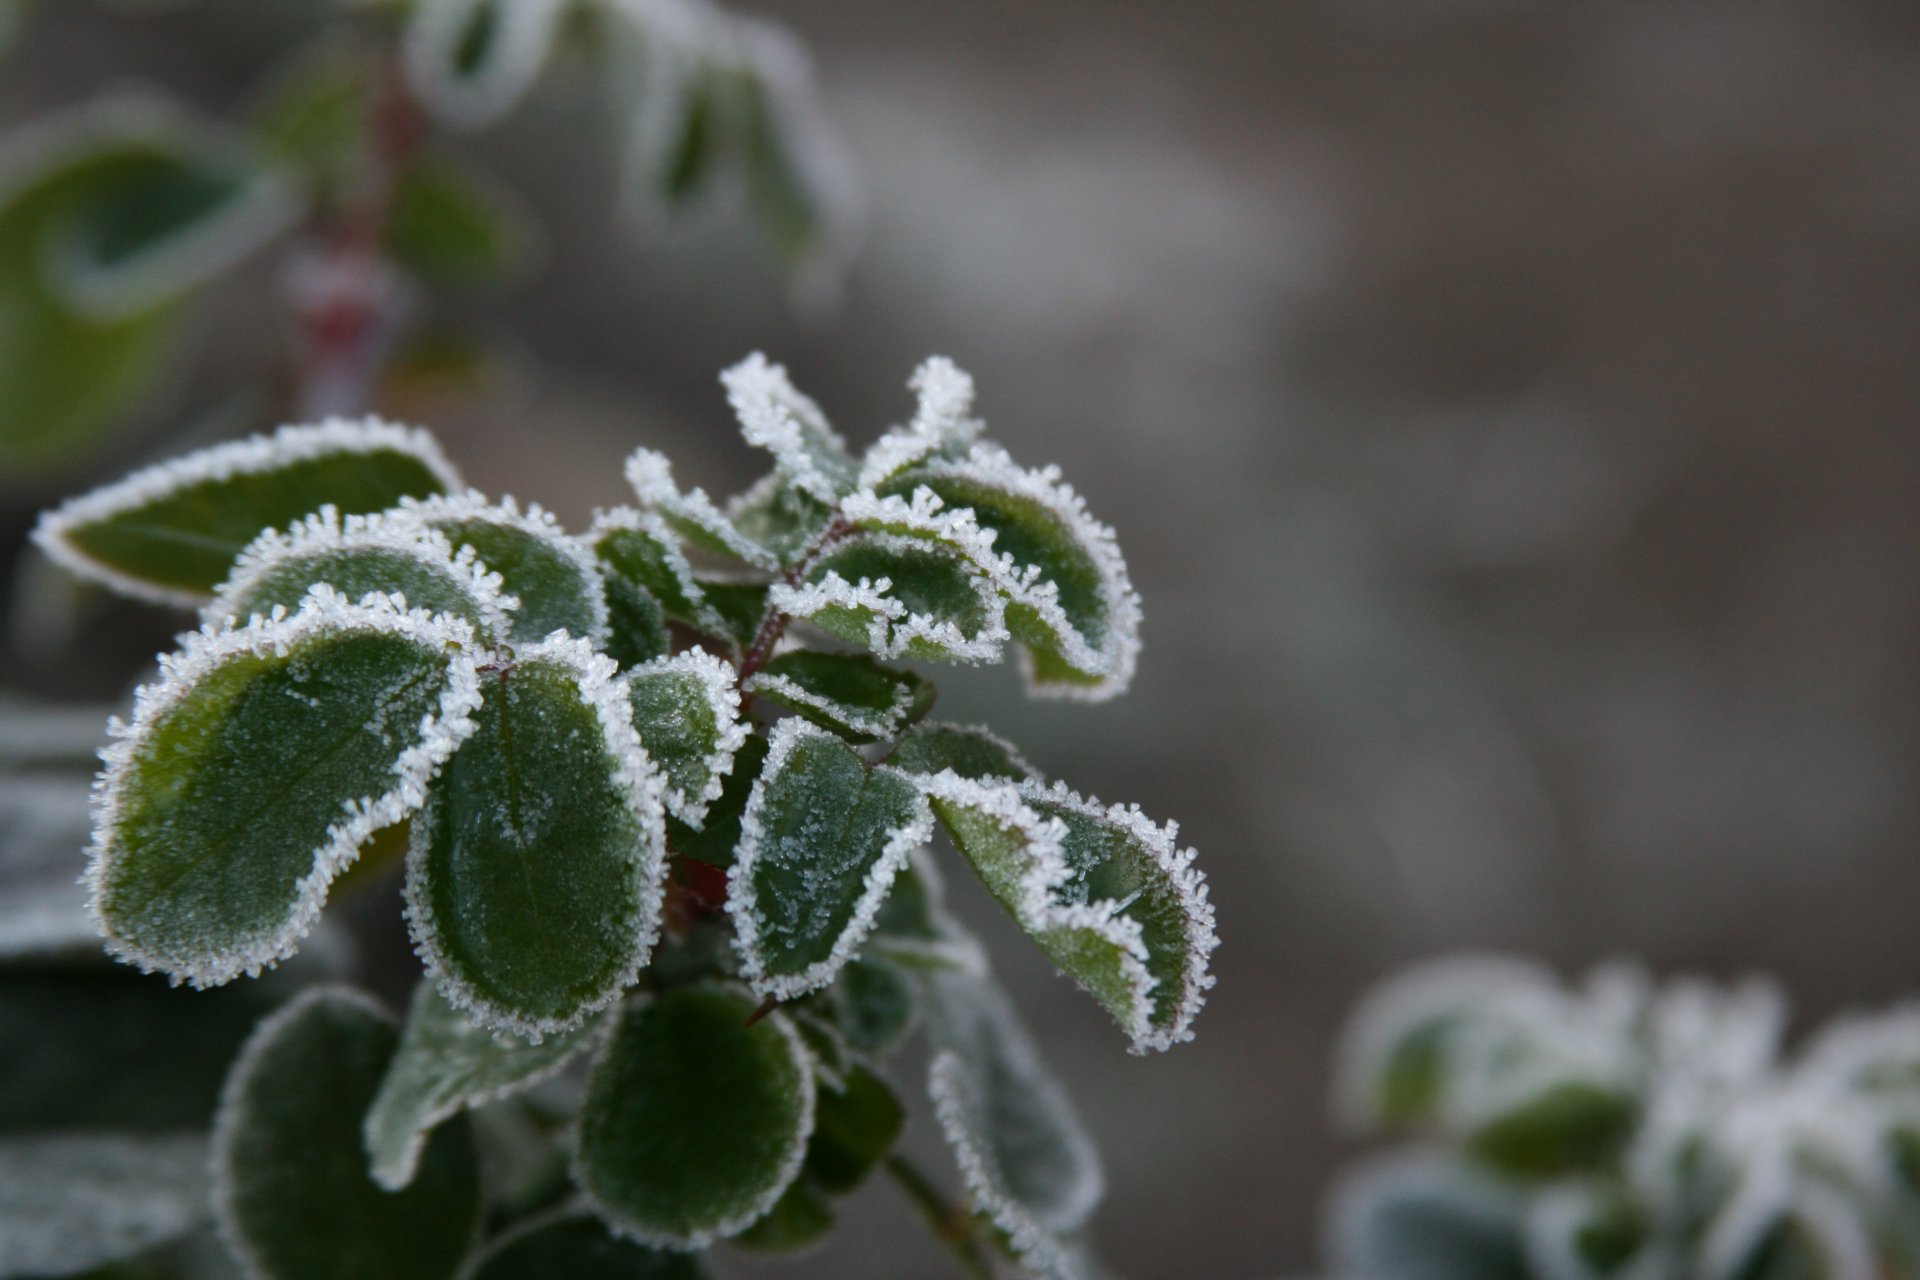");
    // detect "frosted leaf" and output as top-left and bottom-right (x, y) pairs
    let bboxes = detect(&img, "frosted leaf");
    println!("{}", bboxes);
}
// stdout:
(625, 447), (781, 571)
(1326, 1151), (1528, 1280)
(1524, 1183), (1659, 1280)
(728, 718), (933, 1001)
(591, 505), (732, 639)
(209, 503), (518, 643)
(743, 649), (935, 744)
(403, 491), (608, 646)
(804, 1062), (906, 1194)
(89, 587), (484, 987)
(666, 730), (767, 869)
(924, 970), (1104, 1280)
(32, 417), (459, 606)
(0, 1133), (209, 1277)
(404, 0), (568, 131)
(888, 720), (1039, 783)
(623, 648), (748, 828)
(857, 356), (984, 490)
(724, 470), (838, 567)
(722, 352), (856, 502)
(468, 1211), (711, 1279)
(405, 635), (668, 1040)
(866, 846), (989, 976)
(770, 530), (1009, 666)
(917, 774), (1216, 1053)
(0, 774), (95, 961)
(872, 442), (1142, 700)
(364, 981), (606, 1191)
(824, 953), (921, 1056)
(574, 984), (816, 1249)
(213, 987), (480, 1280)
